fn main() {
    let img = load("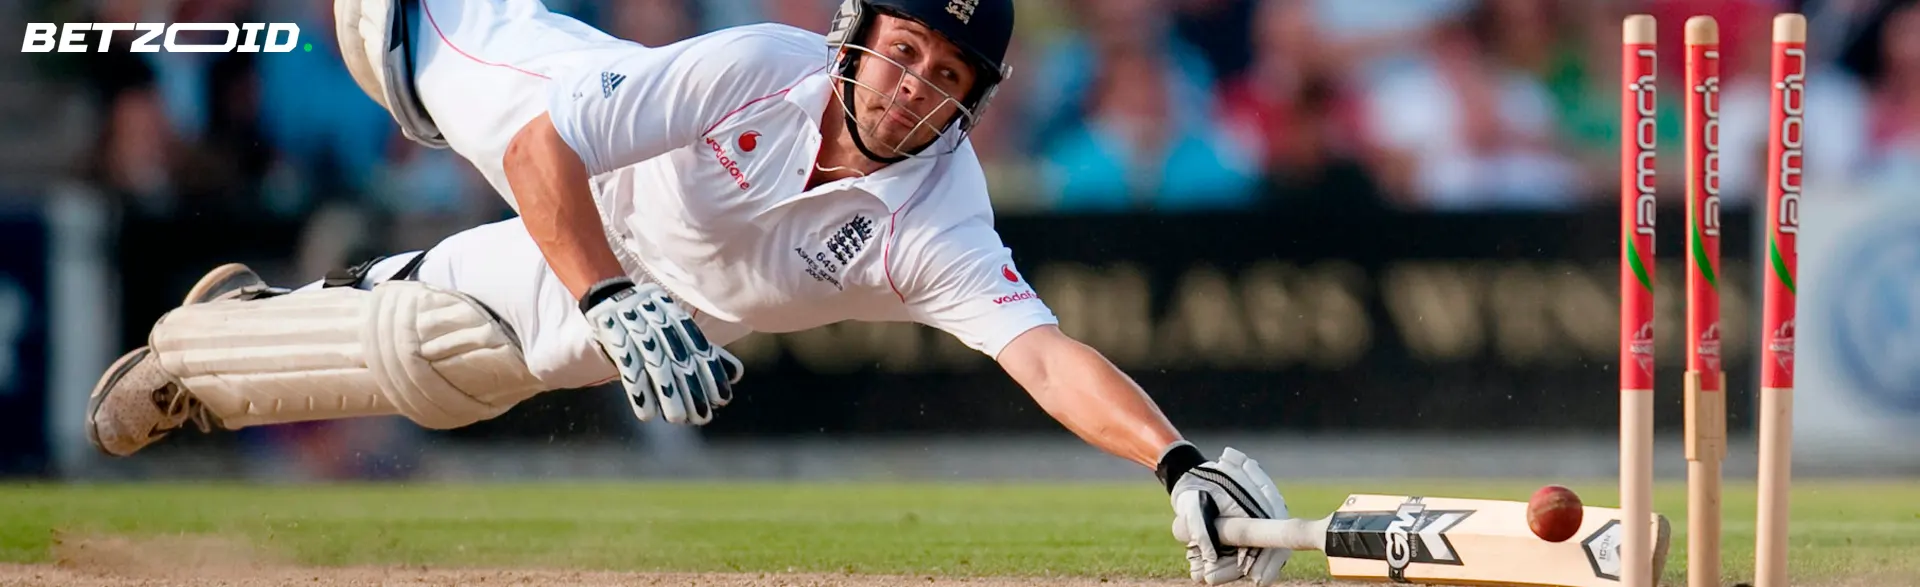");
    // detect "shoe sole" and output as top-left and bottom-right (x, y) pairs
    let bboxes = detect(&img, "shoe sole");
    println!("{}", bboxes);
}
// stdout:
(86, 347), (153, 457)
(85, 264), (261, 456)
(183, 263), (263, 305)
